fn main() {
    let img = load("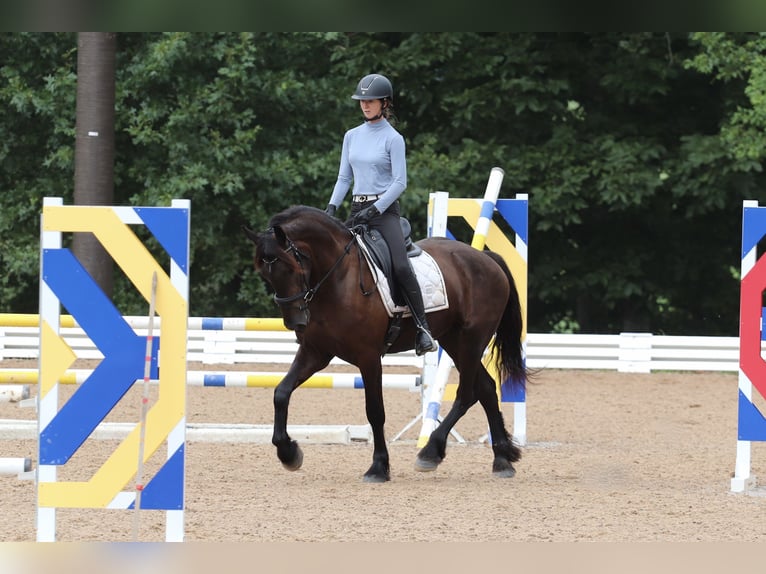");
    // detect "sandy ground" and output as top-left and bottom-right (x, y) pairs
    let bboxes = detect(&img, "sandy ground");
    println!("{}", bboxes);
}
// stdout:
(1, 359), (766, 543)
